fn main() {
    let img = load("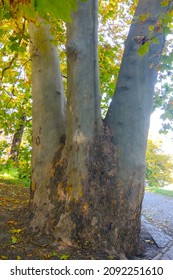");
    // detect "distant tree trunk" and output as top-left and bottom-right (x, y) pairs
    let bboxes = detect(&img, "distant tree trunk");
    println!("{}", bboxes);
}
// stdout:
(29, 0), (168, 257)
(10, 115), (26, 163)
